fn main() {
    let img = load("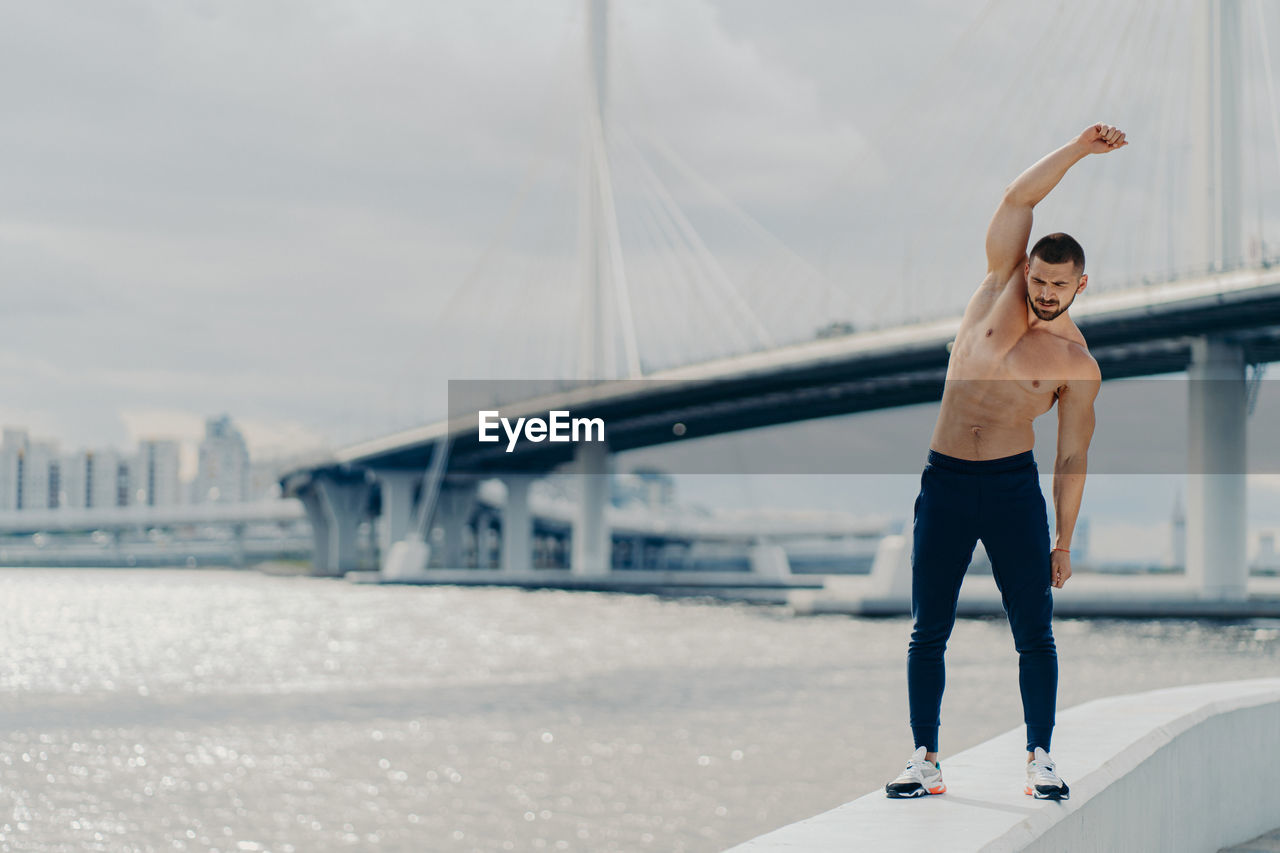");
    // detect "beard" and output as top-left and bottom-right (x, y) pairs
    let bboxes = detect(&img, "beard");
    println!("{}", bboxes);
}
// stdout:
(1028, 294), (1069, 321)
